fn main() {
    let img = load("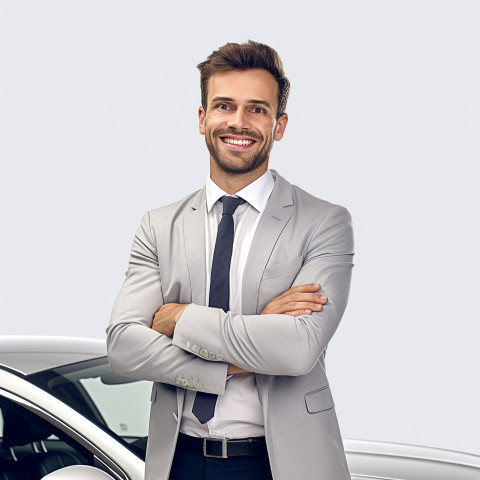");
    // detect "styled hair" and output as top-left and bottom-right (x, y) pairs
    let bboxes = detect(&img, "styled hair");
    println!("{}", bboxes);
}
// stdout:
(197, 40), (290, 118)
